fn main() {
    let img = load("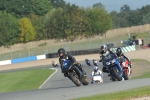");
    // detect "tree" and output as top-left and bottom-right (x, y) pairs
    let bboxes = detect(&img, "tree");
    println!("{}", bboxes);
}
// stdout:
(30, 0), (52, 16)
(120, 4), (131, 13)
(141, 12), (150, 24)
(50, 0), (66, 8)
(84, 8), (112, 37)
(110, 10), (118, 28)
(63, 4), (86, 41)
(93, 2), (105, 9)
(29, 13), (45, 40)
(18, 17), (36, 43)
(0, 0), (31, 18)
(45, 4), (86, 41)
(0, 0), (53, 18)
(0, 11), (18, 46)
(118, 5), (131, 27)
(45, 7), (65, 39)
